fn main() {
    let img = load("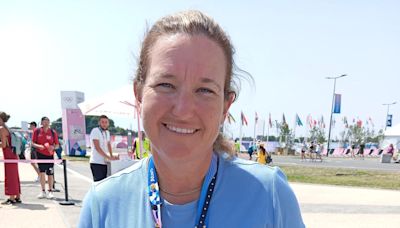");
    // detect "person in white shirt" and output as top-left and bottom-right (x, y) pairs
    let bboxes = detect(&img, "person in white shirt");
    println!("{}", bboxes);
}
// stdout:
(89, 115), (118, 181)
